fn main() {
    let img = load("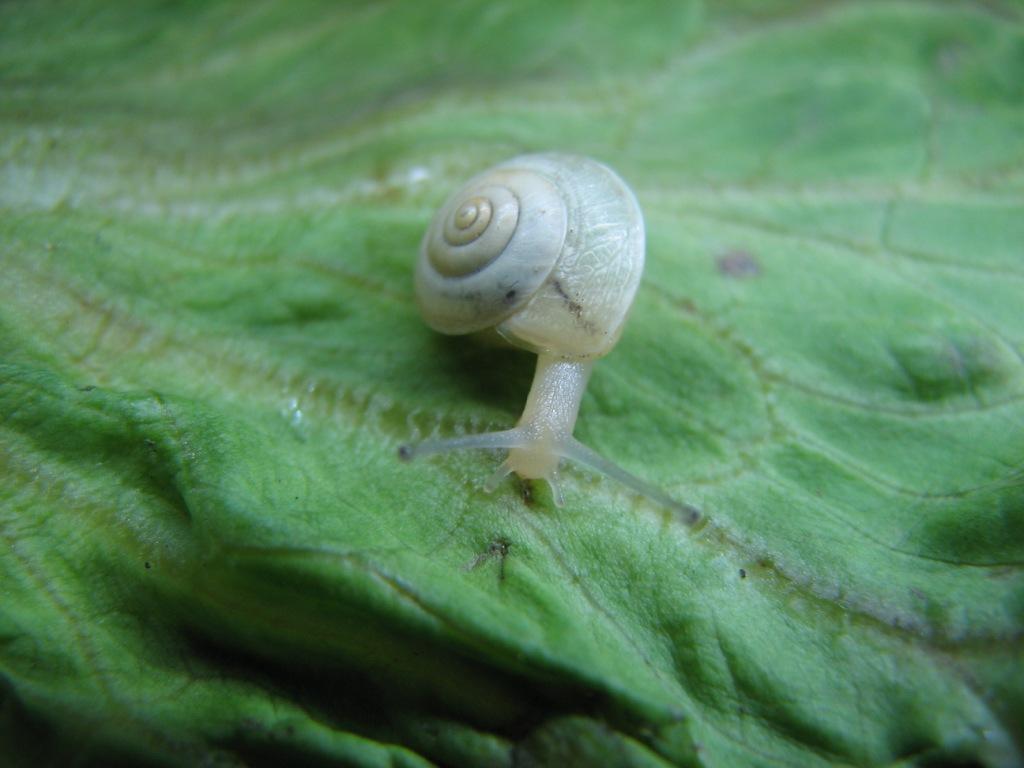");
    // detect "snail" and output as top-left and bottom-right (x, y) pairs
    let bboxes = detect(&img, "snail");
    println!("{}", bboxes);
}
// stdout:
(400, 153), (700, 525)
